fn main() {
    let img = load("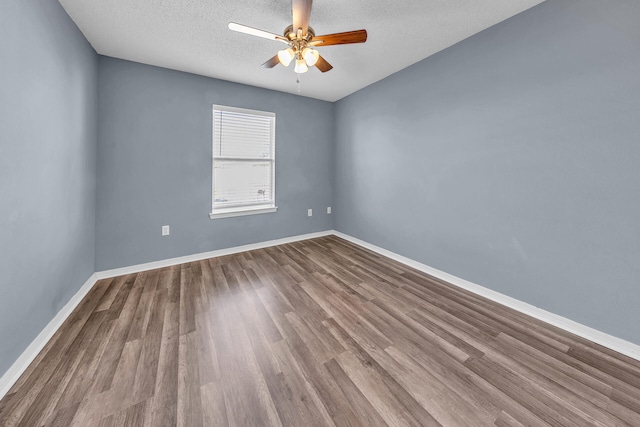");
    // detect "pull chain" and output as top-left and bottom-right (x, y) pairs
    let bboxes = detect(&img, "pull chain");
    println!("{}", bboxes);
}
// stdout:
(296, 74), (301, 94)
